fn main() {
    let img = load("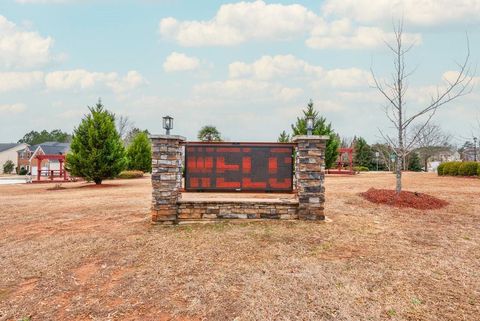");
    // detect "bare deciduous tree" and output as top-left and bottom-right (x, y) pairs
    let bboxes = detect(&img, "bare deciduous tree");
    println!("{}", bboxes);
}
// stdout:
(371, 21), (472, 193)
(116, 115), (133, 143)
(410, 123), (452, 171)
